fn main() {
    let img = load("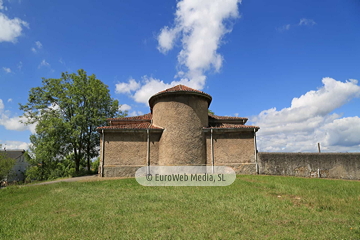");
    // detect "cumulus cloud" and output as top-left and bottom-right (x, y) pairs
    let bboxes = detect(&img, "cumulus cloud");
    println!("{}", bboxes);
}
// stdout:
(321, 117), (360, 148)
(119, 75), (208, 105)
(157, 26), (179, 54)
(7, 98), (12, 102)
(251, 78), (360, 152)
(115, 78), (140, 94)
(0, 12), (28, 43)
(129, 111), (144, 117)
(116, 0), (241, 104)
(0, 141), (30, 150)
(2, 67), (11, 73)
(1, 115), (28, 131)
(0, 99), (36, 133)
(119, 104), (131, 112)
